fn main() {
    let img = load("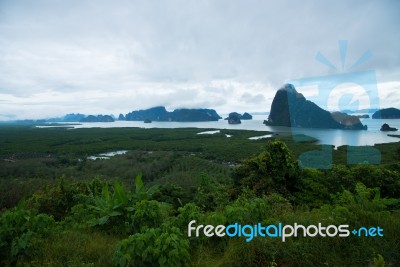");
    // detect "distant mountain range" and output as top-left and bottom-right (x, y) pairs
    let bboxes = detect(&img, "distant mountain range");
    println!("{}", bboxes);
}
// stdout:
(46, 113), (115, 123)
(340, 108), (379, 114)
(46, 113), (86, 122)
(1, 108), (221, 123)
(2, 95), (399, 127)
